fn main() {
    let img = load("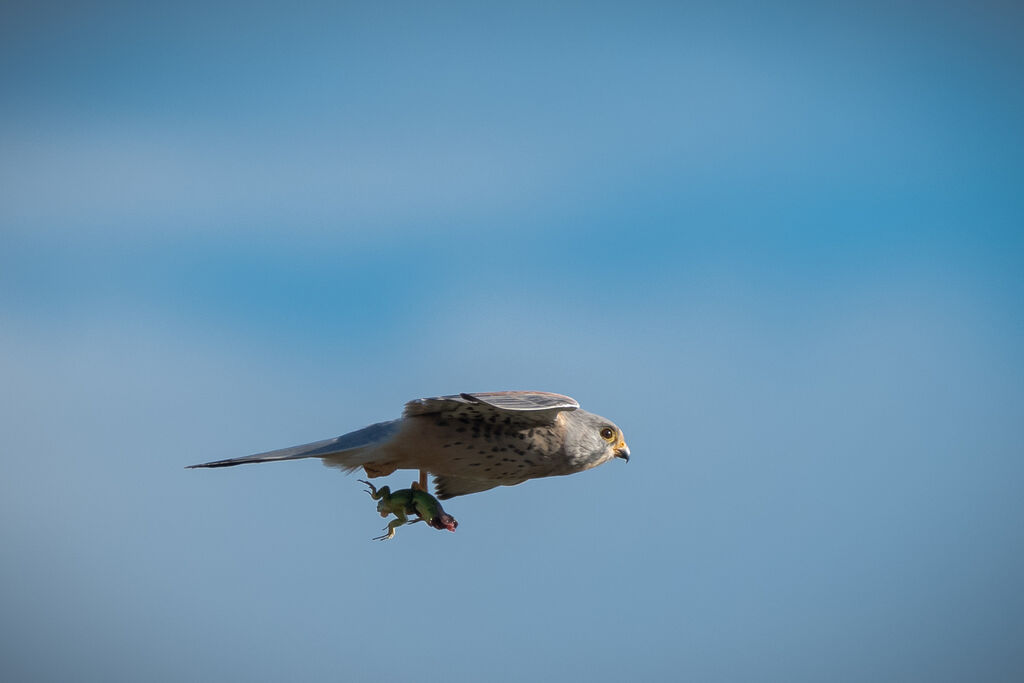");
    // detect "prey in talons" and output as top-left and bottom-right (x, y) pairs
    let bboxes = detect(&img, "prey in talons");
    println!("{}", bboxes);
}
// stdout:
(359, 479), (458, 541)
